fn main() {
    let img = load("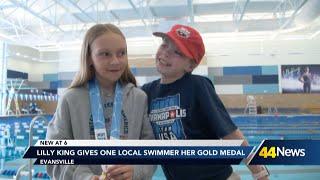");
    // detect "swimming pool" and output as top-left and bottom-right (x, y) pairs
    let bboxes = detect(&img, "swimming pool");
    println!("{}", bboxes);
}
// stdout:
(0, 114), (319, 179)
